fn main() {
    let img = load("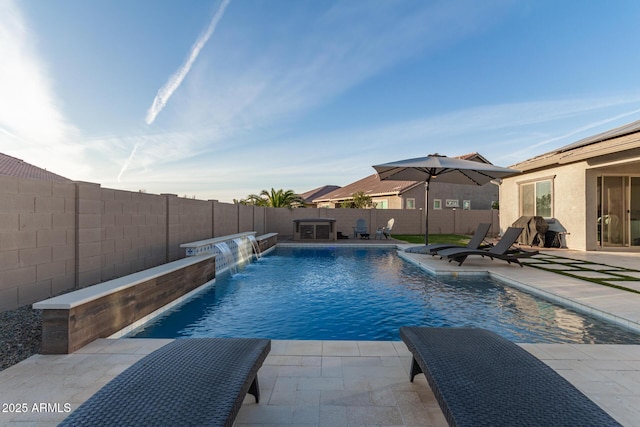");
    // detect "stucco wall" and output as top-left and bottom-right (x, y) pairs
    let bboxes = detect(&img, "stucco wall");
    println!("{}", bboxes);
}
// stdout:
(429, 182), (498, 210)
(500, 162), (588, 250)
